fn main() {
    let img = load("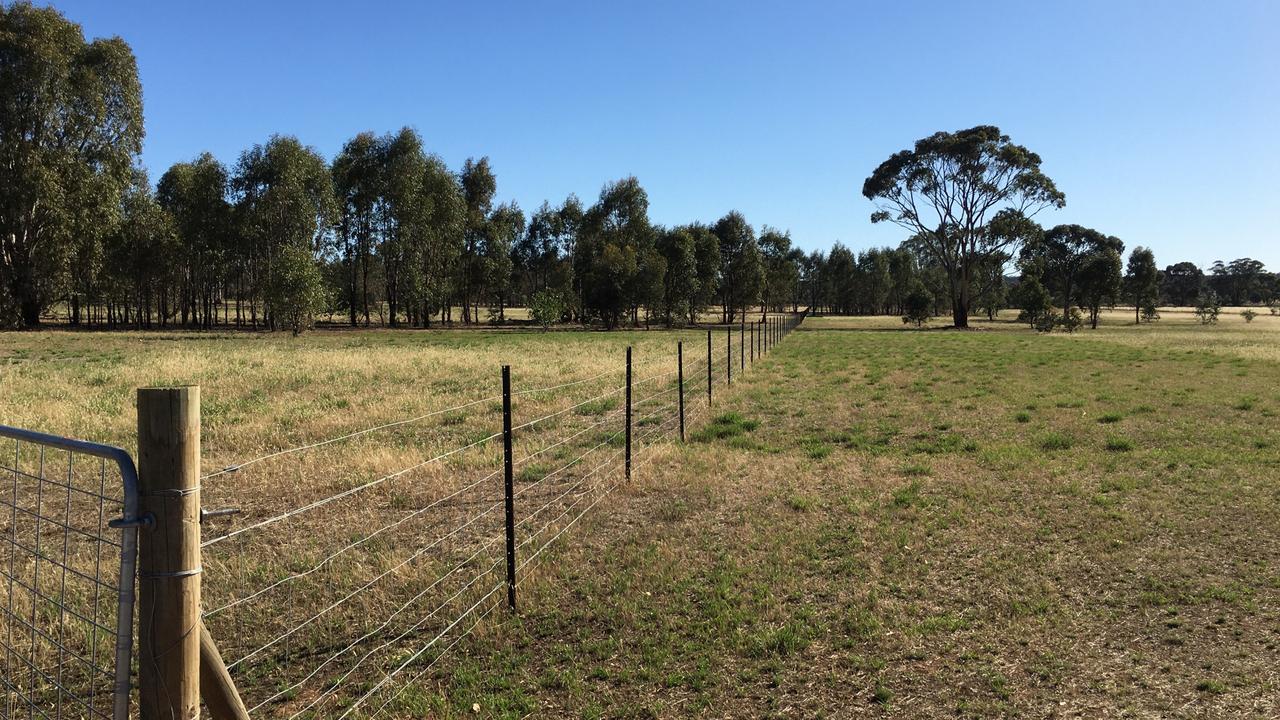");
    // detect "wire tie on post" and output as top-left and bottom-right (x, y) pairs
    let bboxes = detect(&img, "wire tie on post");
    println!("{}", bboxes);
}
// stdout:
(141, 486), (200, 497)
